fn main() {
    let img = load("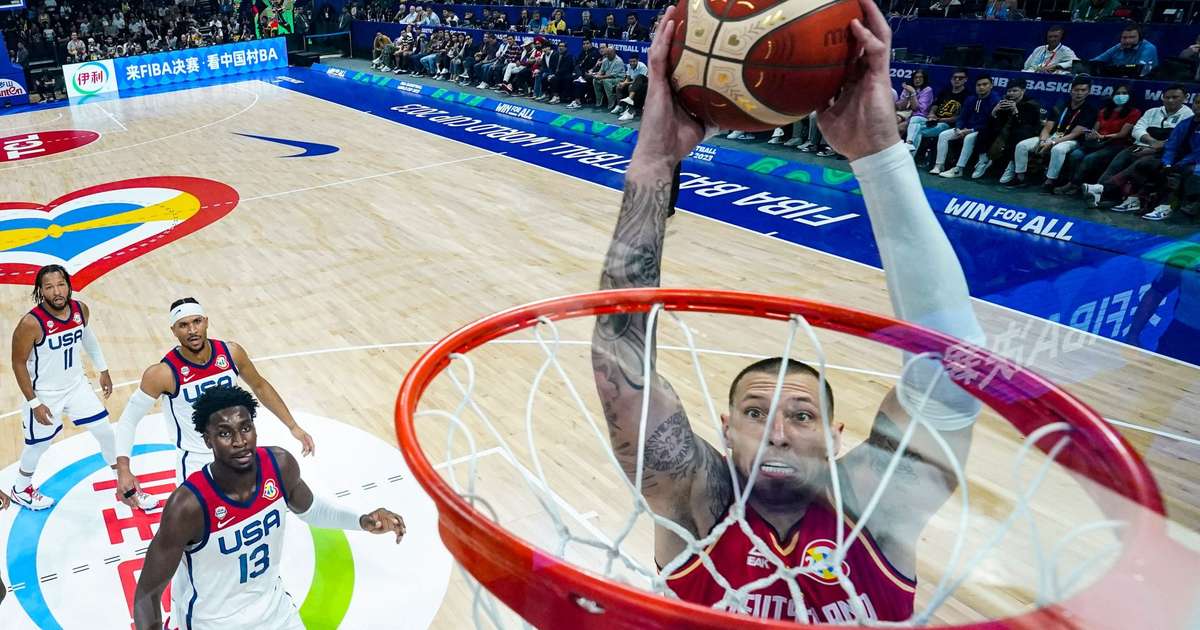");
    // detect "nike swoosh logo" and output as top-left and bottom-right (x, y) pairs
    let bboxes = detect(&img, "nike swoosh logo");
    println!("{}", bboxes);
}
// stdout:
(216, 517), (234, 528)
(233, 133), (340, 158)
